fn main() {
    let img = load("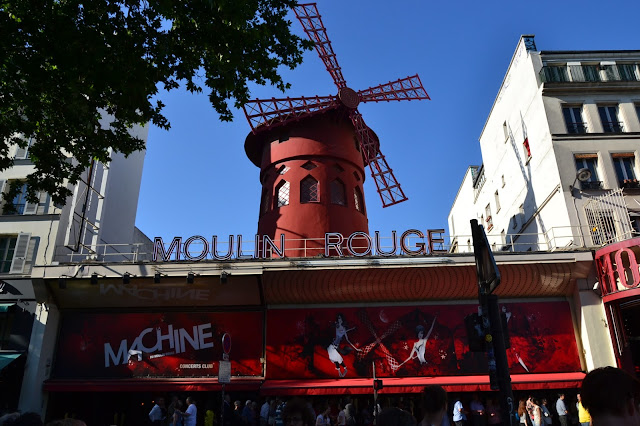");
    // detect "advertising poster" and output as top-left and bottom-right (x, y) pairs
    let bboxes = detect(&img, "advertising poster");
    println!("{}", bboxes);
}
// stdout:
(54, 311), (263, 378)
(266, 301), (580, 379)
